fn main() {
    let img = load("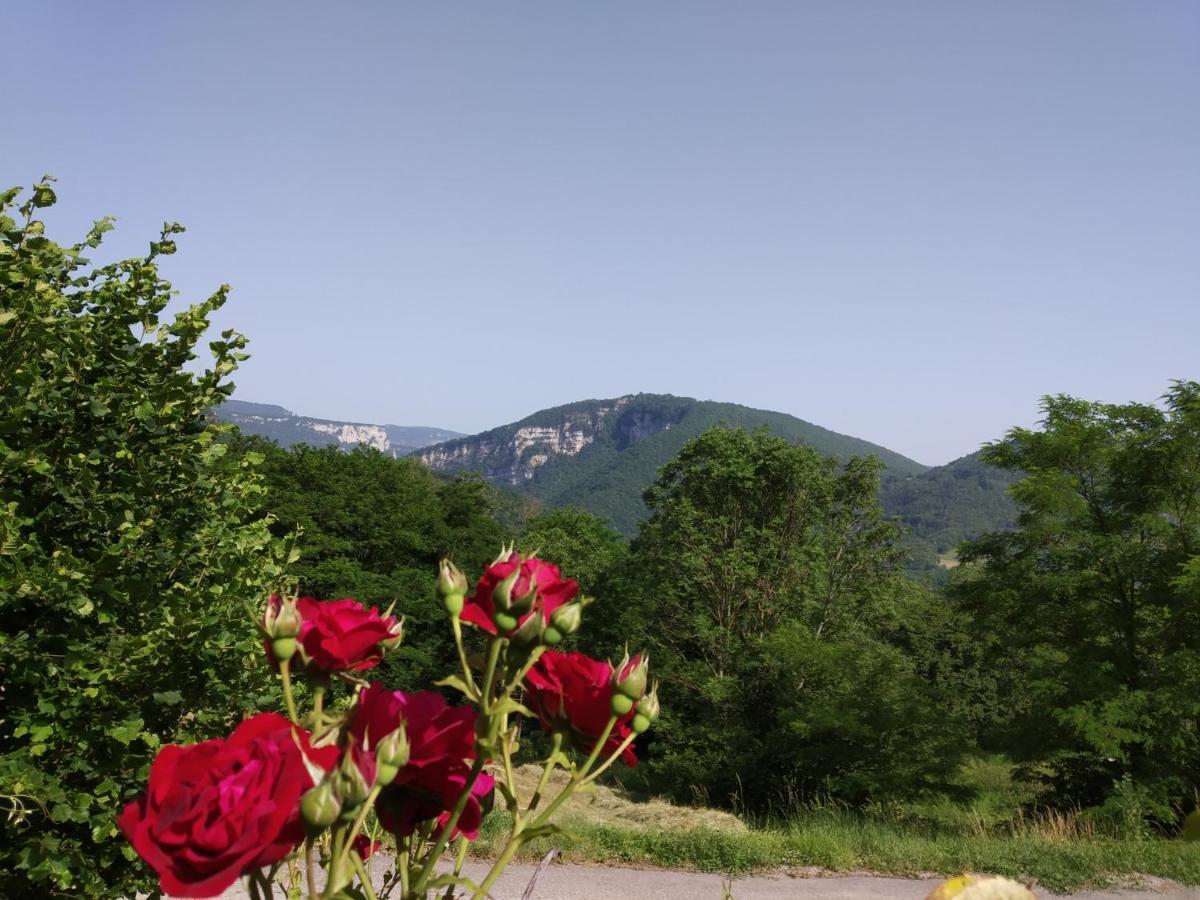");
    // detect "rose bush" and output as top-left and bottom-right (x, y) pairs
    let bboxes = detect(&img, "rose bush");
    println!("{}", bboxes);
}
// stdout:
(122, 561), (657, 899)
(117, 713), (338, 898)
